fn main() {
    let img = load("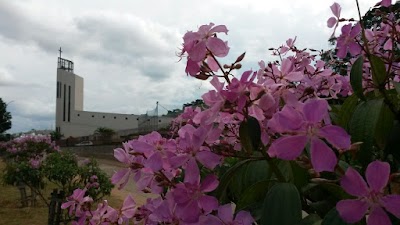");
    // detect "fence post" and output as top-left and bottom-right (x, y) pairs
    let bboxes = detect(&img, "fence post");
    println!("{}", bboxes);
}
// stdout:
(17, 181), (28, 207)
(55, 190), (65, 225)
(48, 189), (58, 225)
